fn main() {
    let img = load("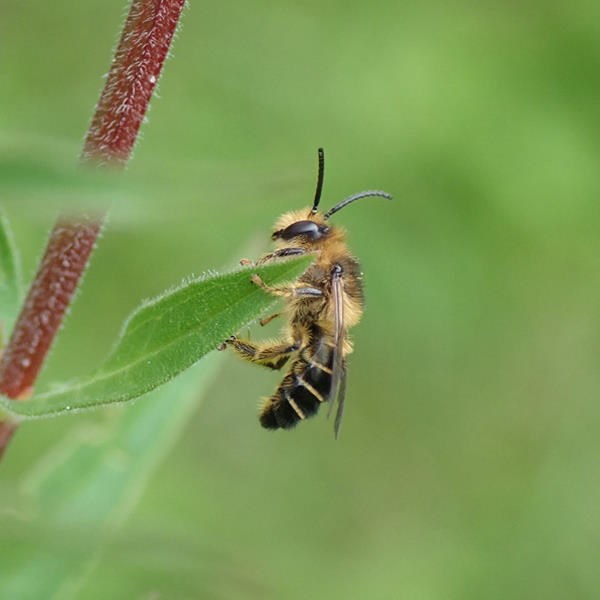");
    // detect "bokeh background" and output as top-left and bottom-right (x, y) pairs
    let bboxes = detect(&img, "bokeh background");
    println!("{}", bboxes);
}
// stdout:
(2, 1), (600, 598)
